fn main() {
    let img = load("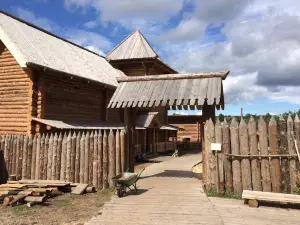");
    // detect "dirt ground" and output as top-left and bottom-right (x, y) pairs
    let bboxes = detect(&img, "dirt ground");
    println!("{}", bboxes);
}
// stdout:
(0, 189), (113, 225)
